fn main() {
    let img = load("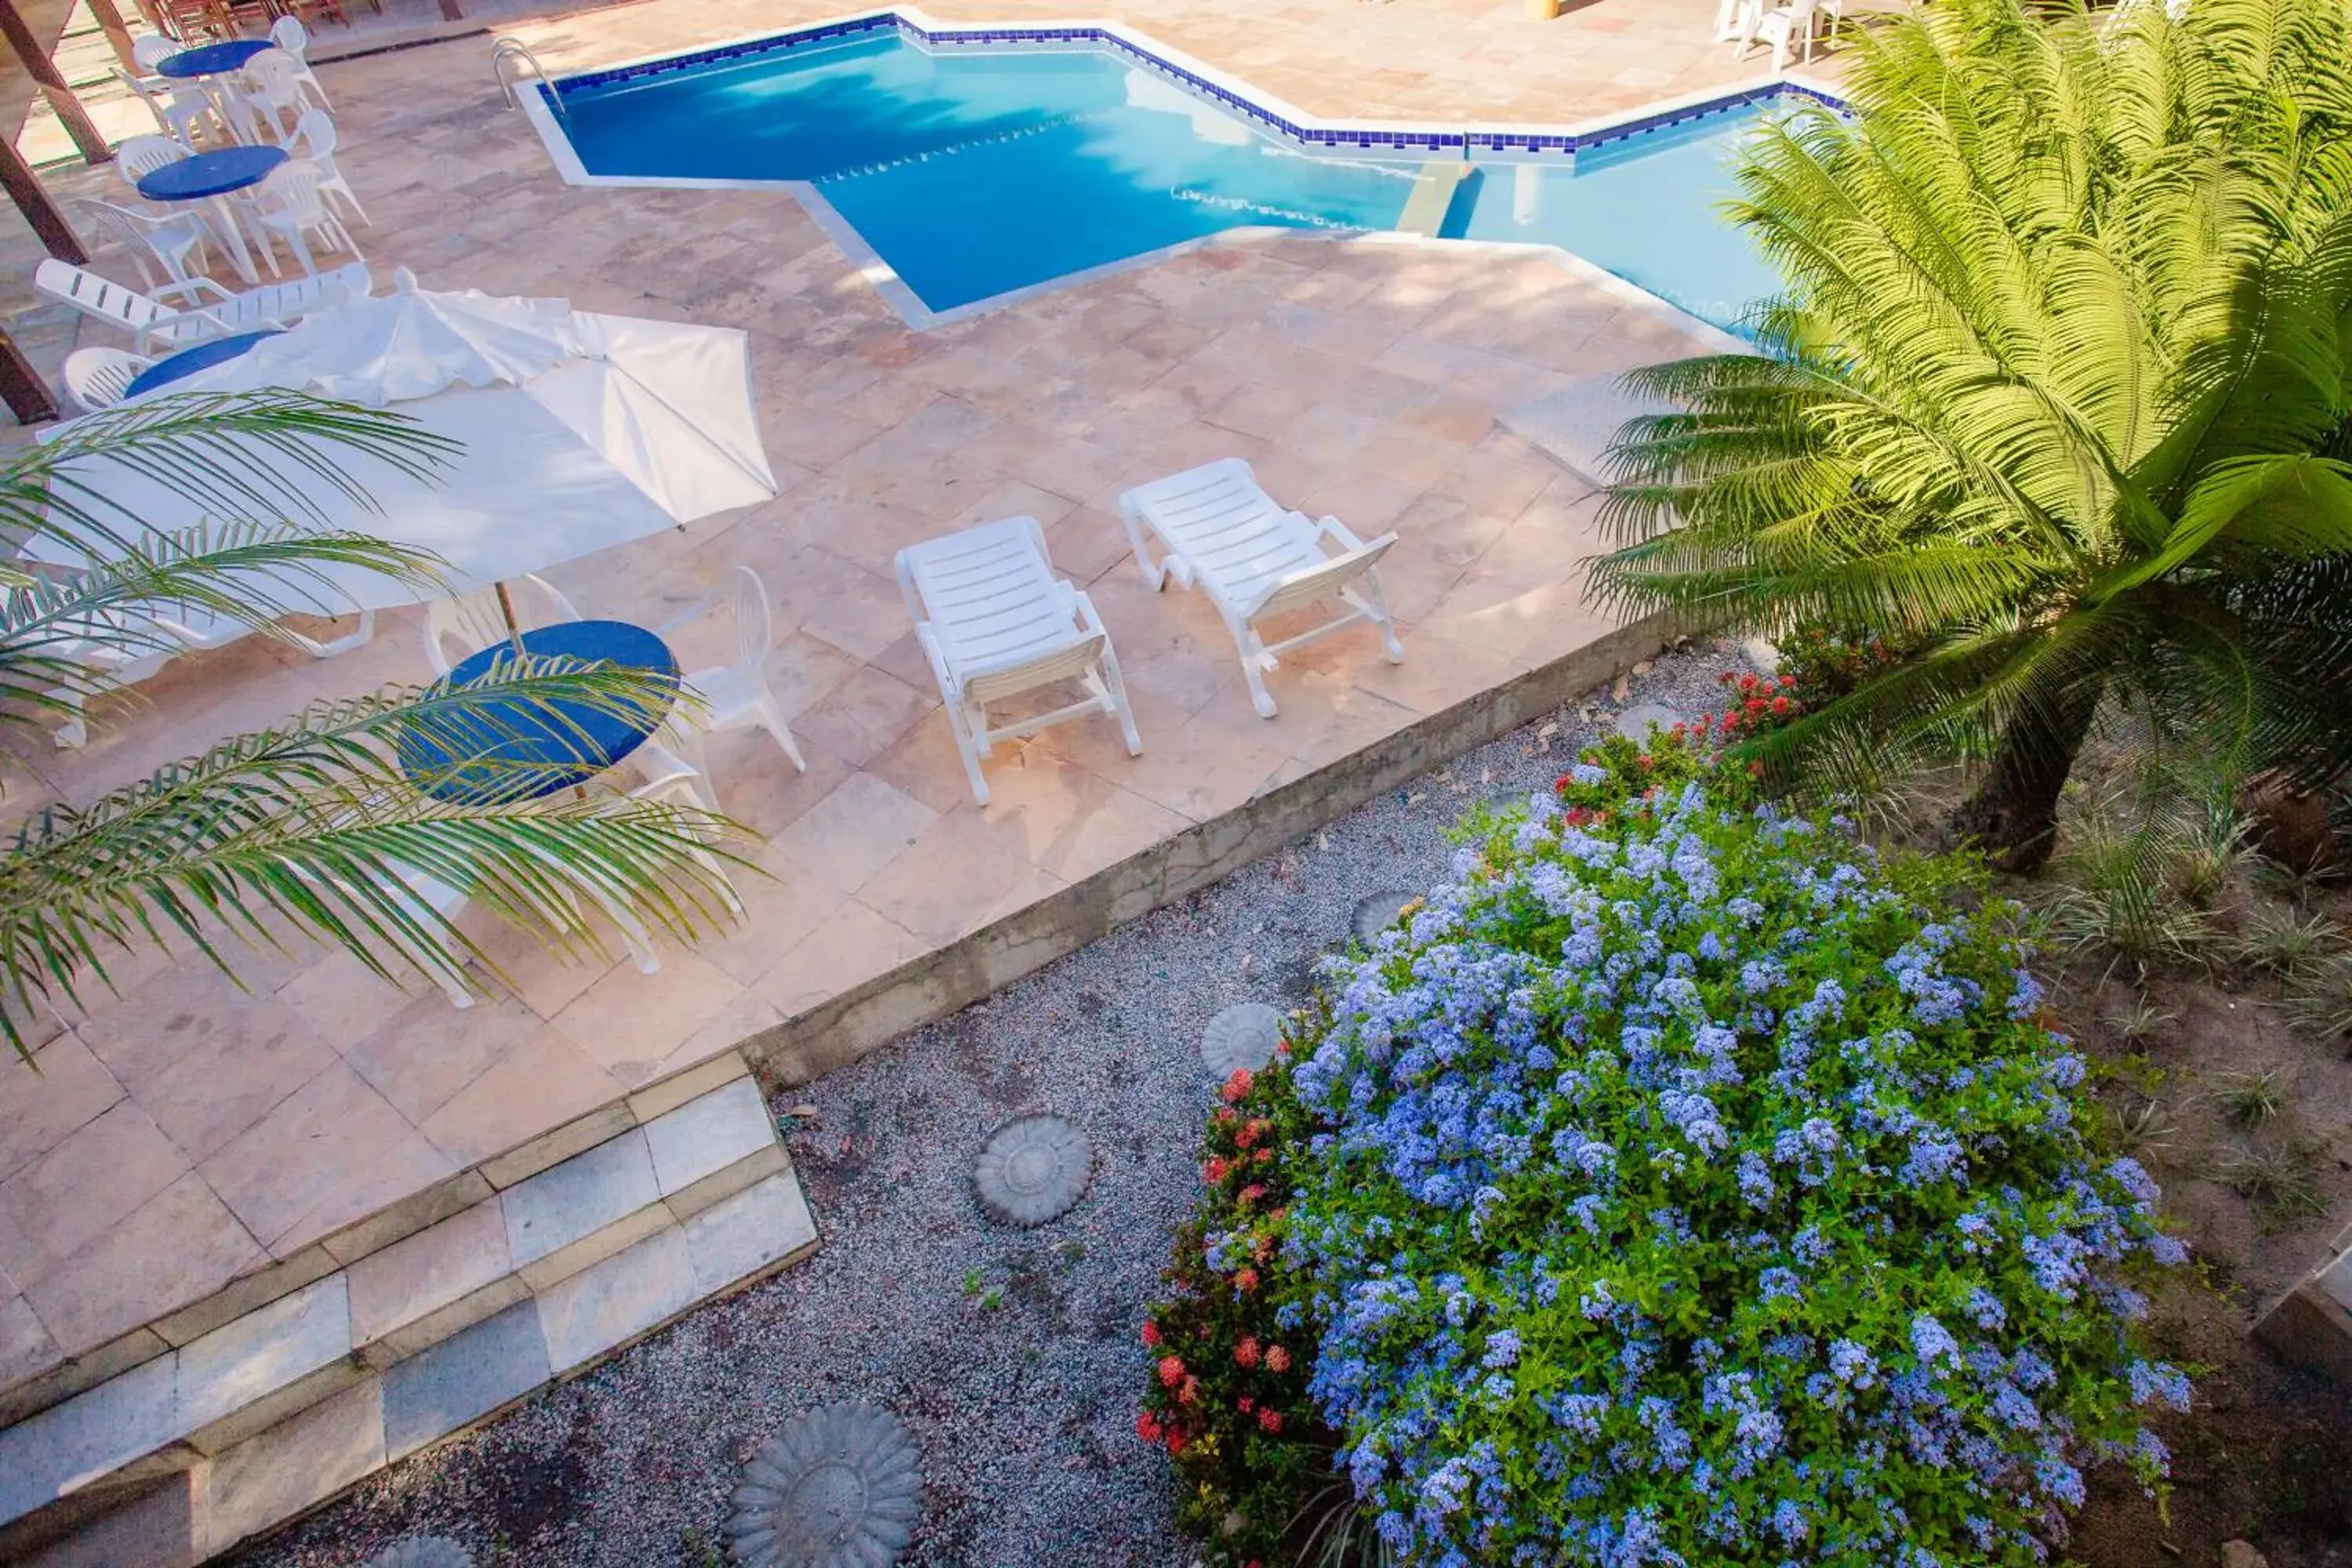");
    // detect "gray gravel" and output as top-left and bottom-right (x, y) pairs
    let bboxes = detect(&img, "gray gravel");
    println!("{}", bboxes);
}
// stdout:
(227, 640), (1749, 1568)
